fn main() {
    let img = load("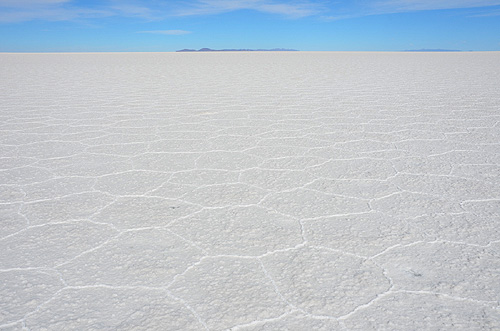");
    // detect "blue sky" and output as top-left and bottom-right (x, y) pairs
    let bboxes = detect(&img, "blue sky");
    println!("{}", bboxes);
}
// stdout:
(1, 0), (499, 52)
